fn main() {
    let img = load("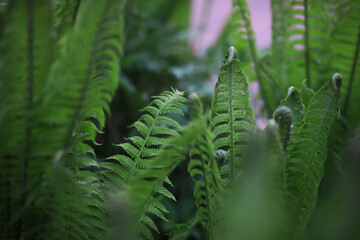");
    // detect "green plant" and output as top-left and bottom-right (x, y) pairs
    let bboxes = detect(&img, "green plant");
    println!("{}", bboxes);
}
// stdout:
(0, 0), (124, 238)
(1, 0), (359, 240)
